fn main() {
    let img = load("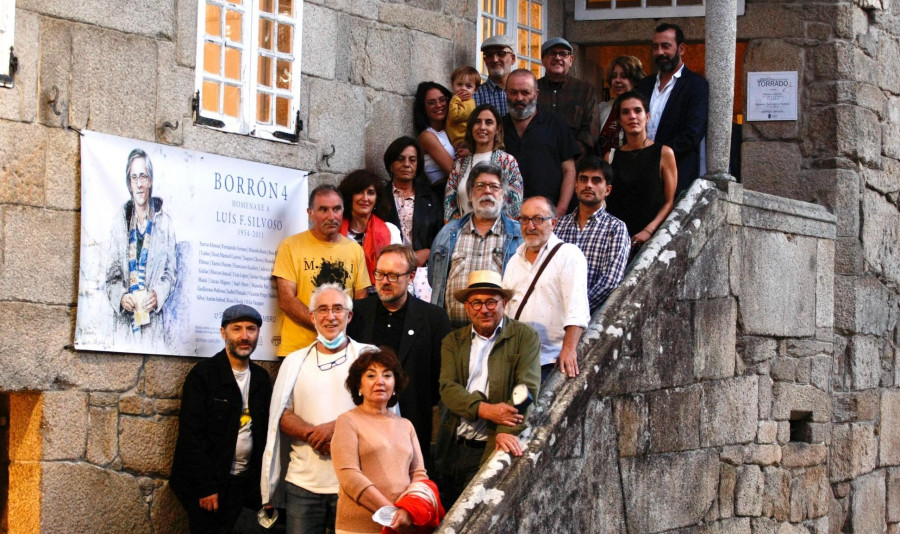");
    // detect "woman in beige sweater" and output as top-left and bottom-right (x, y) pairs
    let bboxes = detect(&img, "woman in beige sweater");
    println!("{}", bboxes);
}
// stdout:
(332, 348), (428, 533)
